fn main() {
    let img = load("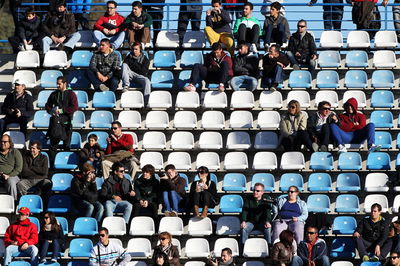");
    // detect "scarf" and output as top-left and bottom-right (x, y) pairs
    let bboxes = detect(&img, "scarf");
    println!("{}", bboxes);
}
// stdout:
(131, 53), (145, 64)
(44, 224), (52, 231)
(161, 243), (172, 256)
(315, 112), (328, 132)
